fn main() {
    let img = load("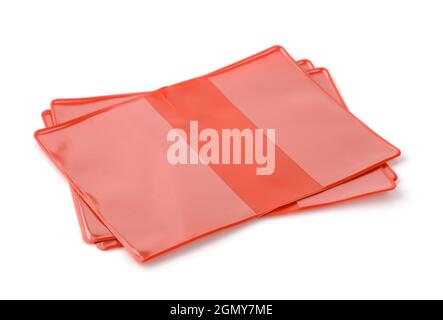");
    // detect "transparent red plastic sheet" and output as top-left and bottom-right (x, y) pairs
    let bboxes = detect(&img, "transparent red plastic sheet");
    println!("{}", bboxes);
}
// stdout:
(42, 60), (397, 250)
(35, 46), (400, 262)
